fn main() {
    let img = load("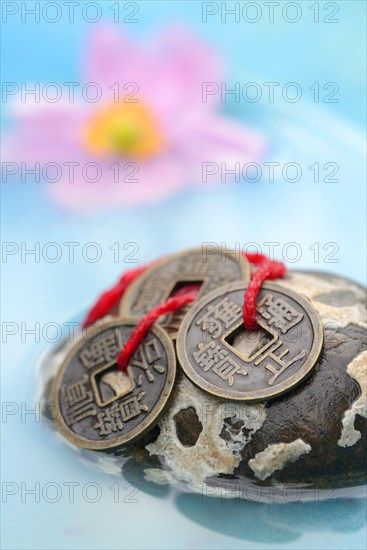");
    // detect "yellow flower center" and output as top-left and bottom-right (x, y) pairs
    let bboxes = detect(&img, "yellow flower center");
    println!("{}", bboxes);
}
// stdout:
(84, 102), (163, 158)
